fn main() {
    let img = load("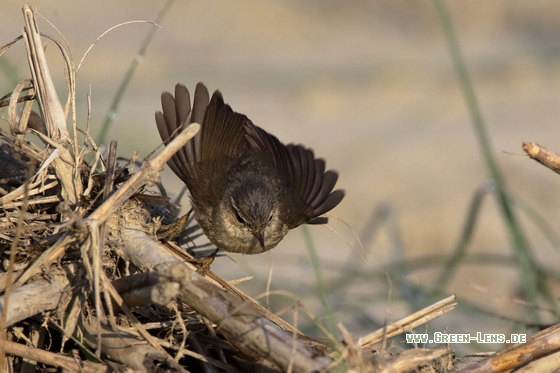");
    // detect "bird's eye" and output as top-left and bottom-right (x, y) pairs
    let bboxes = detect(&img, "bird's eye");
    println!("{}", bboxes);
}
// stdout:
(231, 198), (247, 225)
(234, 209), (246, 225)
(267, 213), (273, 223)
